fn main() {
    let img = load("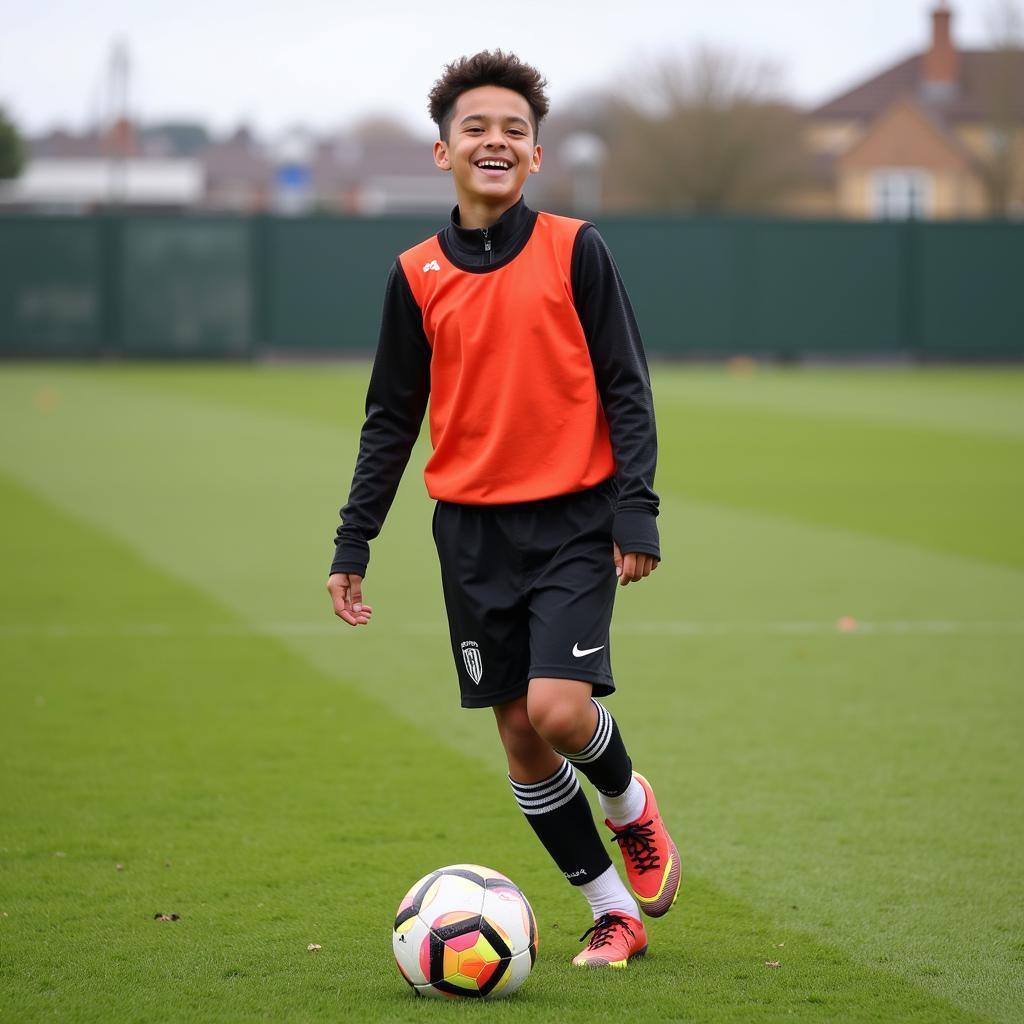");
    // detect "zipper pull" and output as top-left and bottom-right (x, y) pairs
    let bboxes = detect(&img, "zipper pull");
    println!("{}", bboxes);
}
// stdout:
(482, 228), (492, 264)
